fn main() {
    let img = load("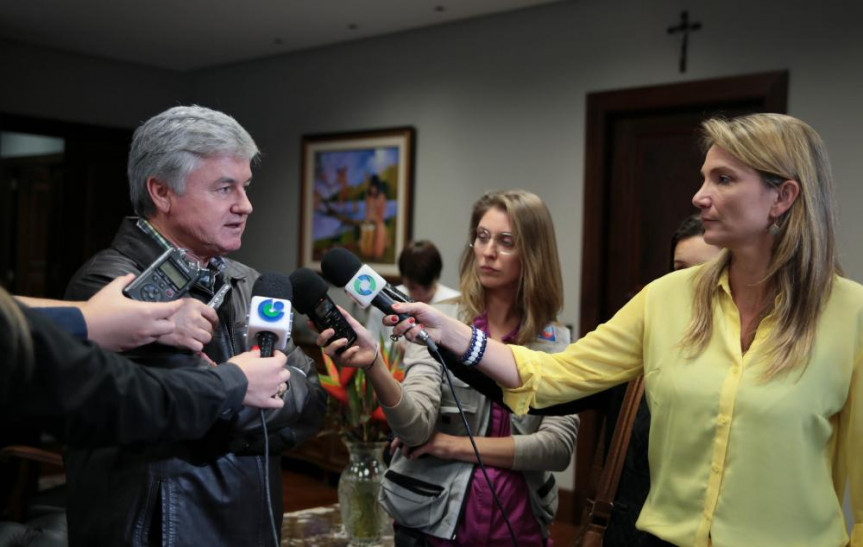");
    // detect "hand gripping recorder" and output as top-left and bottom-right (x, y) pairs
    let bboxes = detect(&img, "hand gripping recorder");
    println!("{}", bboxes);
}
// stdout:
(123, 248), (198, 302)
